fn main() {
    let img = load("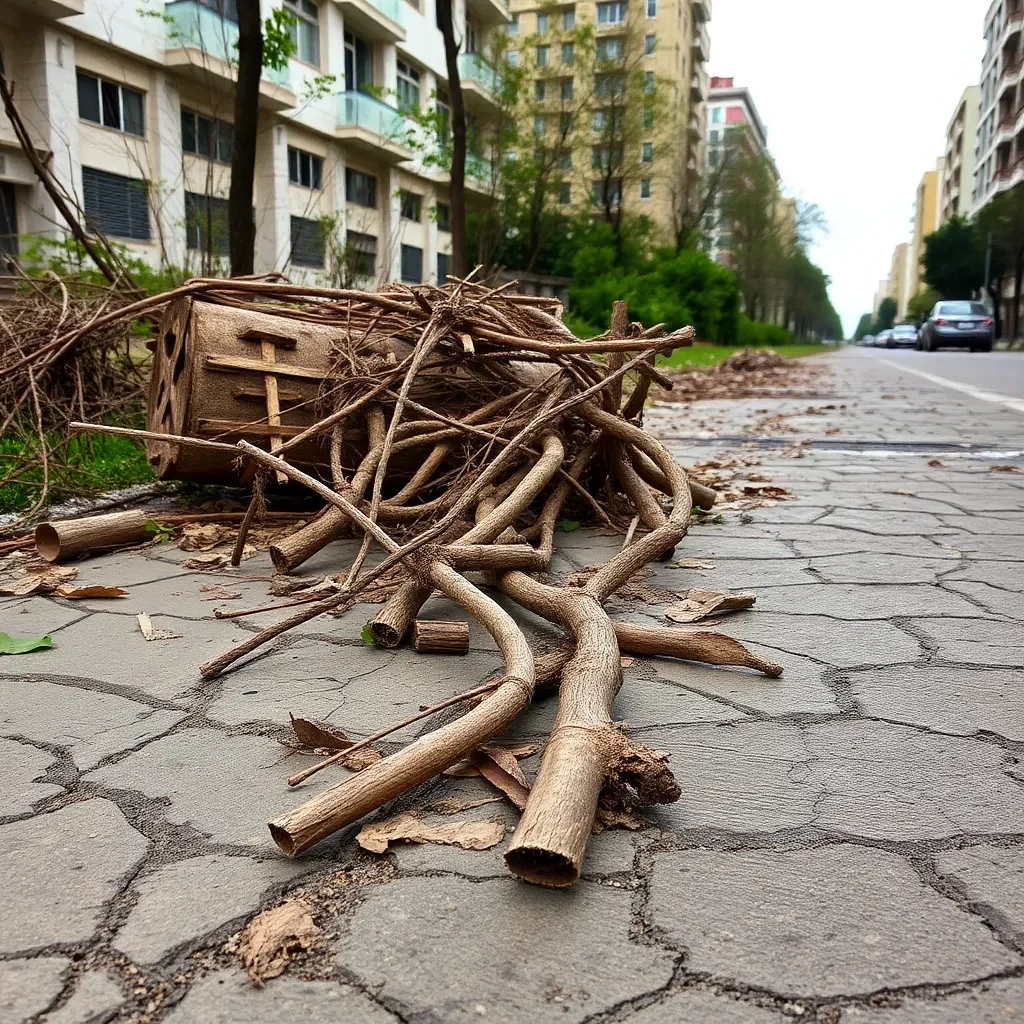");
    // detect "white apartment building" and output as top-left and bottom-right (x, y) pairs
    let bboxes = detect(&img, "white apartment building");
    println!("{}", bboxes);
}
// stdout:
(940, 85), (980, 224)
(972, 0), (1023, 213)
(0, 0), (510, 285)
(703, 75), (770, 266)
